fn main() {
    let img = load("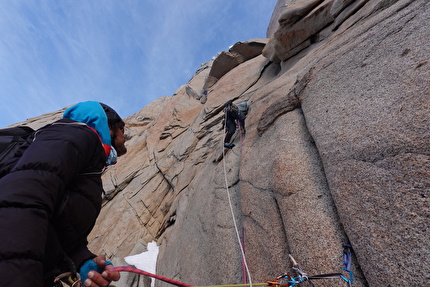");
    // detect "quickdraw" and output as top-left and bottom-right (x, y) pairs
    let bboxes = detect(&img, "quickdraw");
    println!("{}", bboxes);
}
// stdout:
(109, 244), (354, 287)
(56, 244), (352, 287)
(267, 245), (354, 287)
